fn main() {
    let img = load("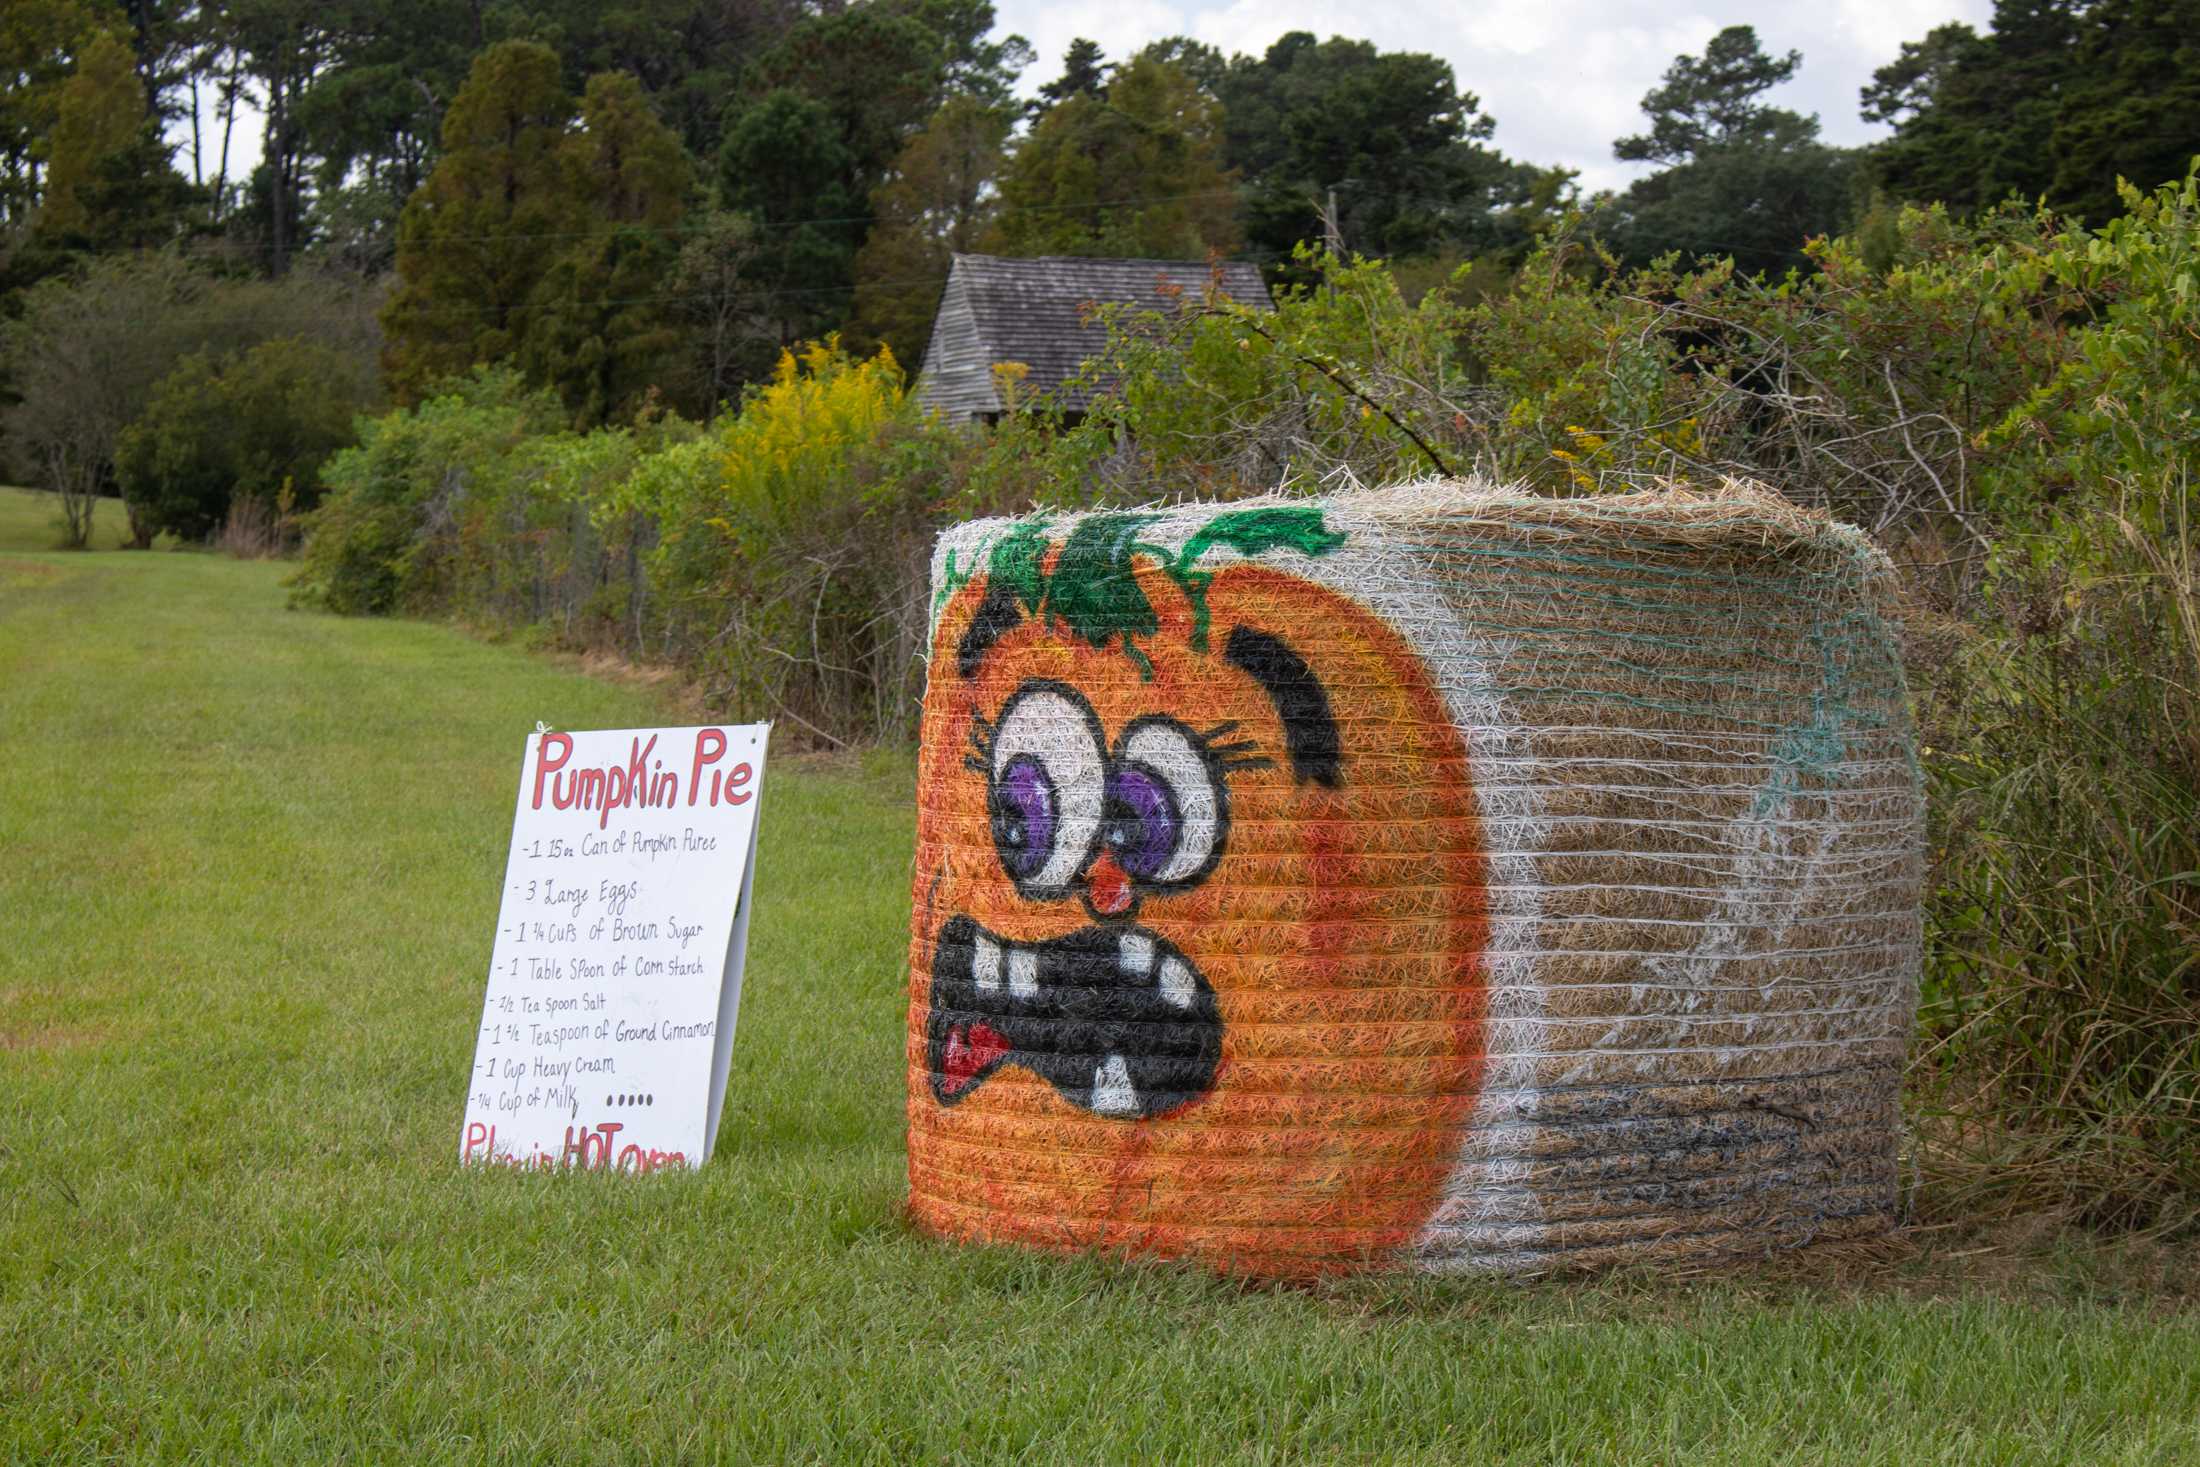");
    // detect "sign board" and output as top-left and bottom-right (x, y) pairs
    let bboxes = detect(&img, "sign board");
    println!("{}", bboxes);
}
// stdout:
(460, 724), (768, 1172)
